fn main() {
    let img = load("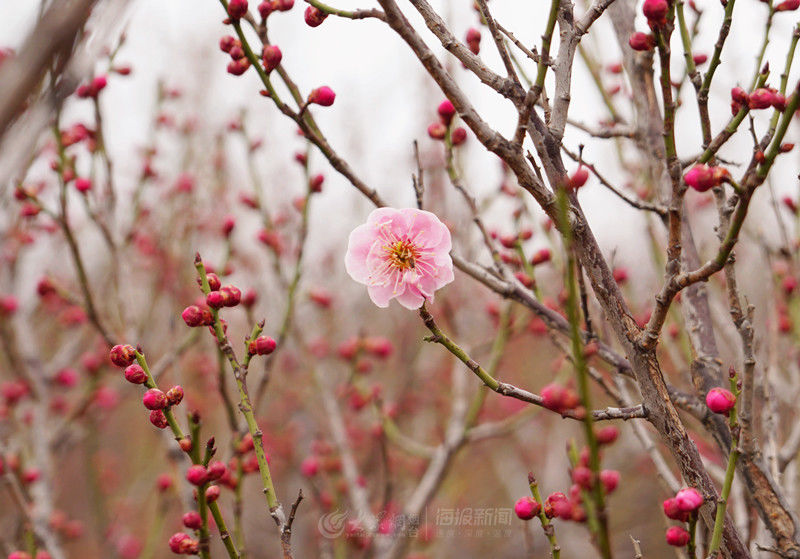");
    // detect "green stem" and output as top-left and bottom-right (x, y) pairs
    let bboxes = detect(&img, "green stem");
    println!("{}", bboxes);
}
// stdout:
(209, 500), (241, 559)
(557, 190), (612, 559)
(529, 474), (560, 559)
